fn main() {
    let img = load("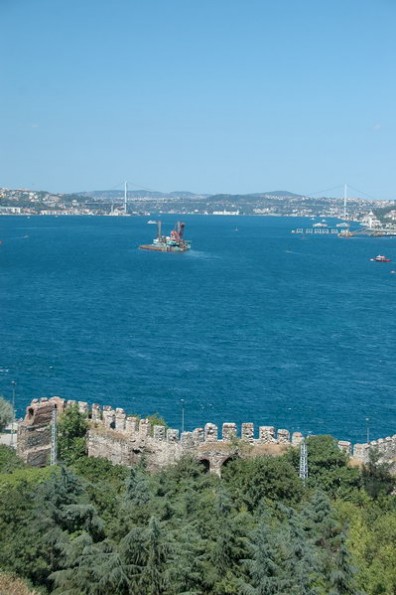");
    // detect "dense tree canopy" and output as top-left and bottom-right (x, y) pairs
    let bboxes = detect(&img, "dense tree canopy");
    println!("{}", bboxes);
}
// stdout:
(0, 434), (394, 594)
